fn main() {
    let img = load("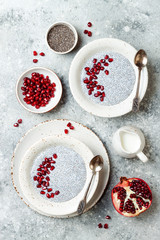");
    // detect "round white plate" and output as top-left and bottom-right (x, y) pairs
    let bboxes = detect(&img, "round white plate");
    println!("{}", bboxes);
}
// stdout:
(11, 119), (110, 218)
(16, 67), (62, 114)
(69, 38), (148, 117)
(19, 135), (98, 216)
